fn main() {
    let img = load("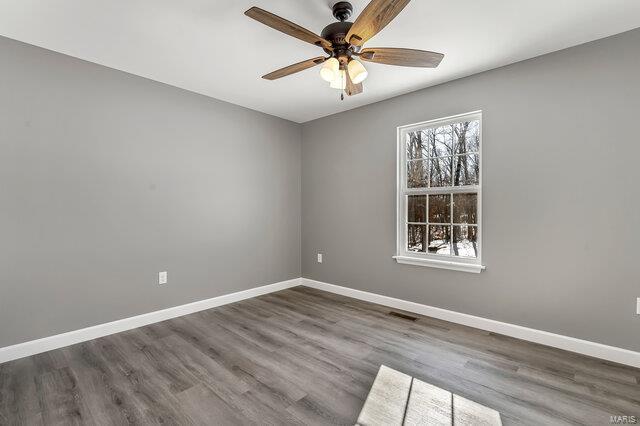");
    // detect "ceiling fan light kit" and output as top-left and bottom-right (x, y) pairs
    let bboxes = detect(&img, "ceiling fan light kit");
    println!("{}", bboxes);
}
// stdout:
(329, 70), (347, 90)
(245, 0), (444, 99)
(347, 59), (368, 84)
(320, 57), (340, 82)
